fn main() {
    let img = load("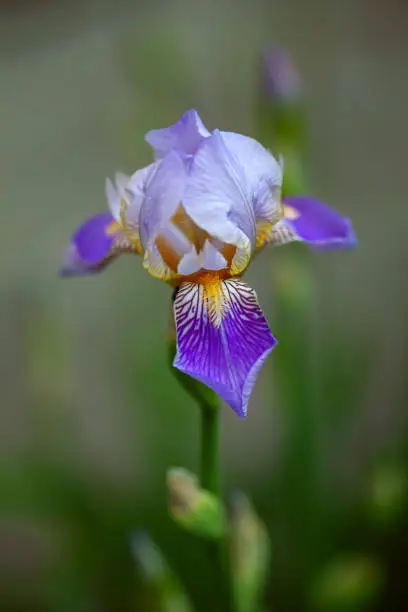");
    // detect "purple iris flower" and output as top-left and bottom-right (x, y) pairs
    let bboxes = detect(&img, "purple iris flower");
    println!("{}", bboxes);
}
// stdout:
(62, 110), (356, 418)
